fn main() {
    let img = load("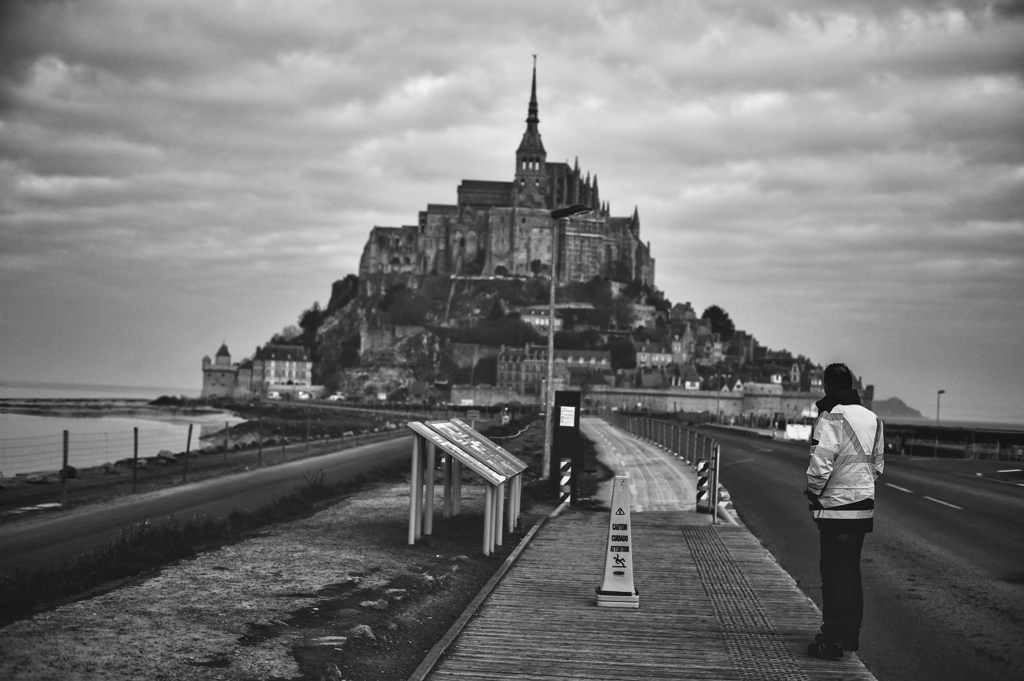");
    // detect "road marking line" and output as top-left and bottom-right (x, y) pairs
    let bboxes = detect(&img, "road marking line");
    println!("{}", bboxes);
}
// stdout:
(886, 484), (913, 494)
(722, 458), (754, 466)
(997, 469), (1022, 473)
(924, 496), (962, 510)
